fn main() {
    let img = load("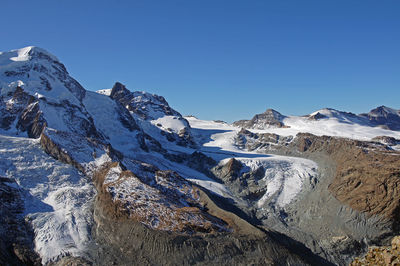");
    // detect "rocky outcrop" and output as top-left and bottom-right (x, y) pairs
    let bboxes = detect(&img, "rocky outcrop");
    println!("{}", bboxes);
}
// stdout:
(236, 128), (293, 150)
(233, 108), (288, 129)
(360, 106), (400, 131)
(0, 86), (45, 138)
(39, 132), (86, 173)
(109, 82), (181, 120)
(92, 162), (231, 234)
